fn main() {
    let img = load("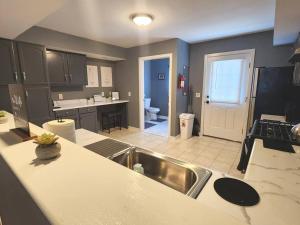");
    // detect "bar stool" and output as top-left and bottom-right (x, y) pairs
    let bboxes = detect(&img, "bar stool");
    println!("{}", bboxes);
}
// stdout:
(102, 111), (122, 133)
